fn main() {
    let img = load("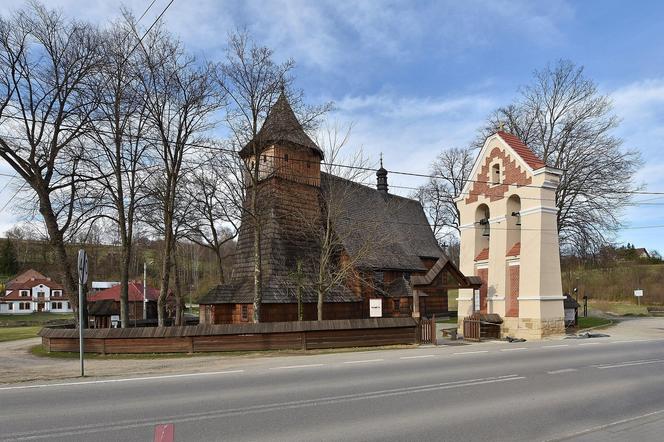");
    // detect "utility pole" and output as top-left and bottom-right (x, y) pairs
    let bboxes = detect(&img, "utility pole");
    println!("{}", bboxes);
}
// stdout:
(143, 261), (147, 320)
